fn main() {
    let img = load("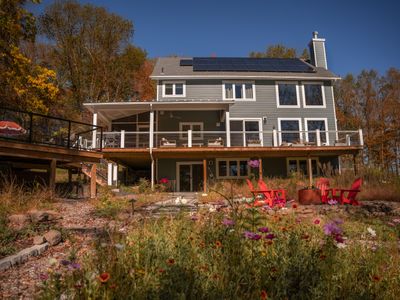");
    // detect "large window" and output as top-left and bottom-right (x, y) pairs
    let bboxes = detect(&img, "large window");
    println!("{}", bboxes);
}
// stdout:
(287, 158), (319, 176)
(278, 118), (302, 144)
(223, 82), (255, 100)
(276, 82), (299, 107)
(179, 122), (203, 140)
(305, 118), (329, 145)
(302, 83), (325, 107)
(217, 159), (249, 178)
(230, 119), (262, 146)
(163, 81), (185, 97)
